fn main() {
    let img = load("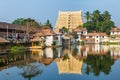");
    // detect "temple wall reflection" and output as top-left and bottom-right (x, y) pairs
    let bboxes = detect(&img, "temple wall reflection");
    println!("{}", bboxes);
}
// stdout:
(56, 54), (83, 75)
